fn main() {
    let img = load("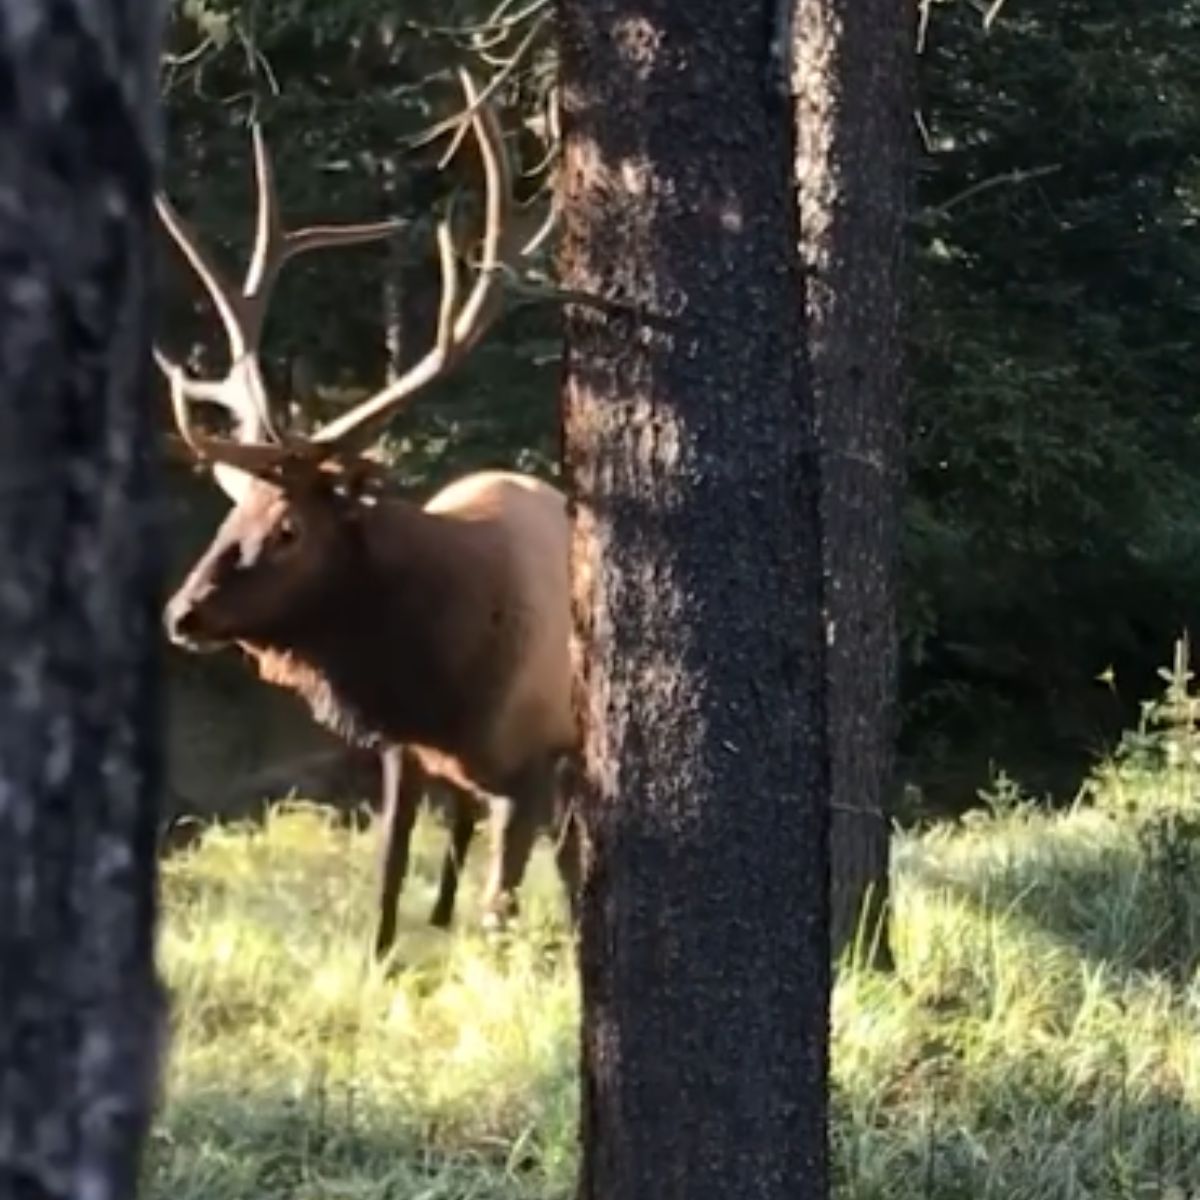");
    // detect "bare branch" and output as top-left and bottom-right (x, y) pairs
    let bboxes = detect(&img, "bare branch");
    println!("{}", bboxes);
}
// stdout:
(161, 36), (213, 69)
(397, 0), (551, 40)
(923, 163), (1061, 219)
